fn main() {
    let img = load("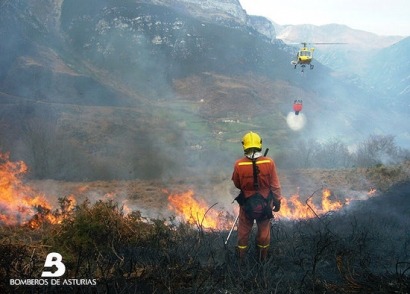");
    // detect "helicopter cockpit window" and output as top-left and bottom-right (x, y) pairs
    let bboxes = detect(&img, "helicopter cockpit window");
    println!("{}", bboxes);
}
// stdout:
(300, 51), (311, 57)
